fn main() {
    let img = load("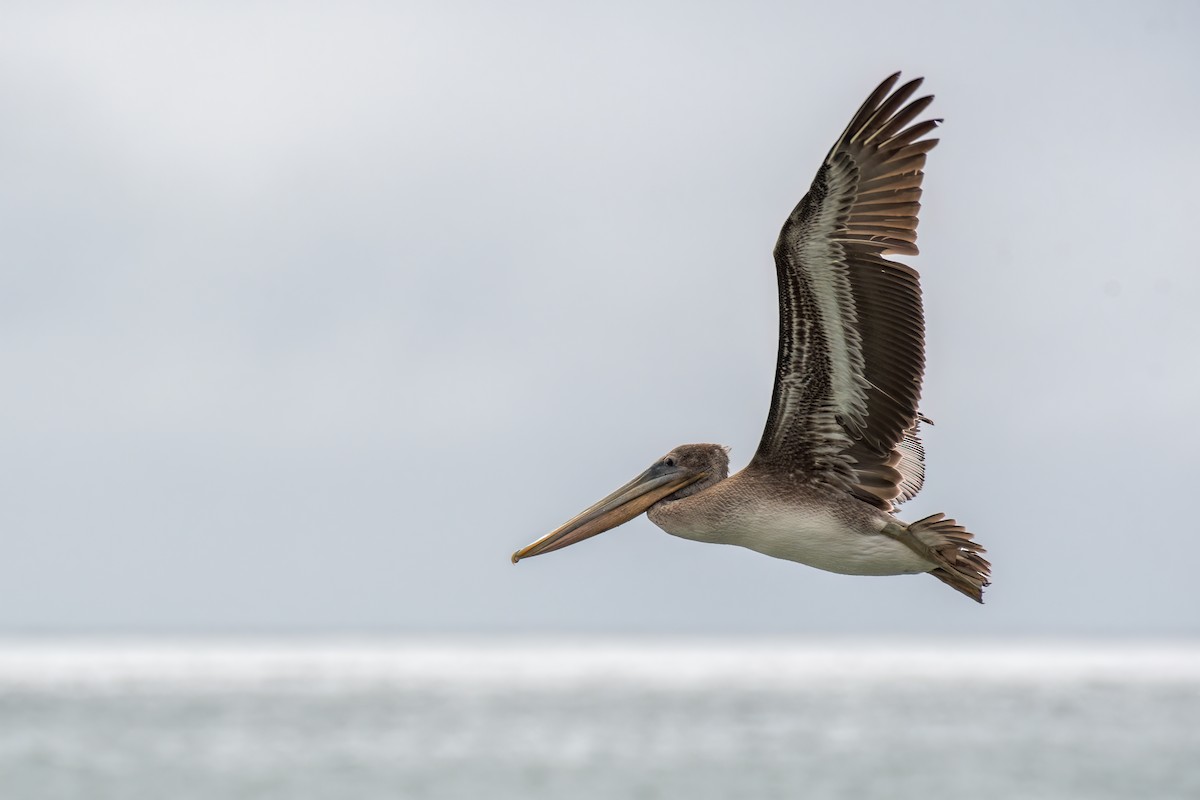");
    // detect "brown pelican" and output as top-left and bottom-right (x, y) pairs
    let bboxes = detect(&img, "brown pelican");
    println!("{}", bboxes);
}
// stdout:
(512, 73), (990, 602)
